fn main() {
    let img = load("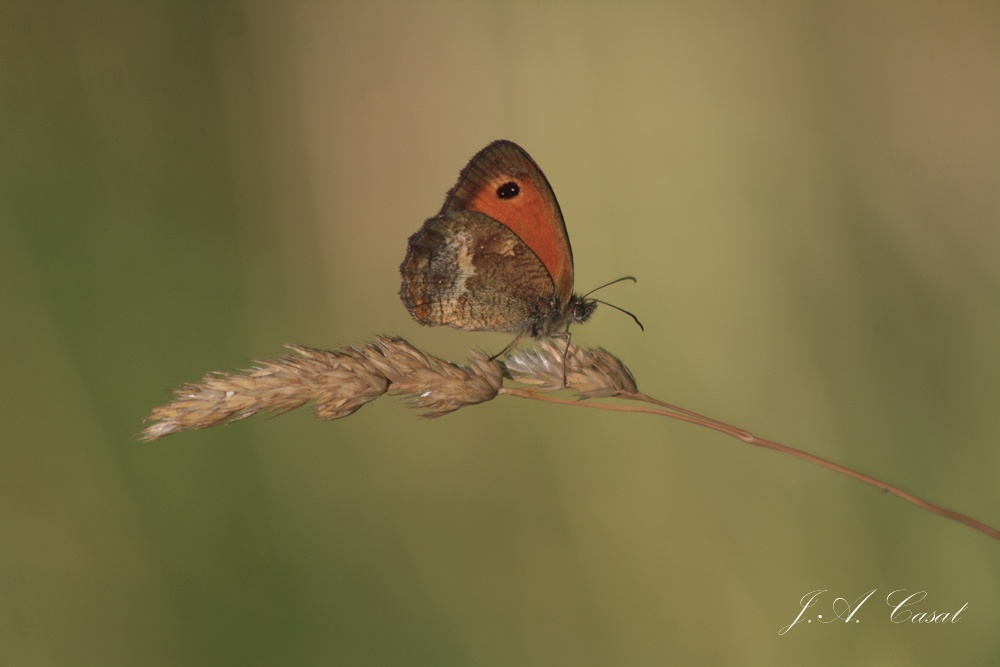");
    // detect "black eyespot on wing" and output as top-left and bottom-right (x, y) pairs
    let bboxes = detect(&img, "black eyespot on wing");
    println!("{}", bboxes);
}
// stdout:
(496, 181), (520, 199)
